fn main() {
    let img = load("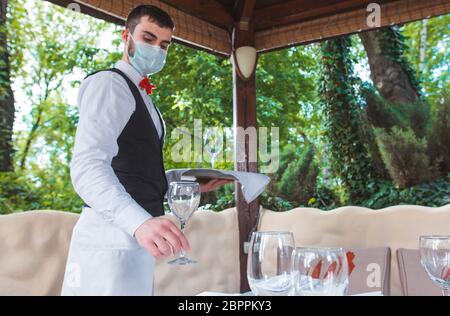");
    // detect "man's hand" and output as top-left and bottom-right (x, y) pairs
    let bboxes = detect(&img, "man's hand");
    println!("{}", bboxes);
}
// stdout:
(134, 218), (190, 260)
(198, 178), (233, 192)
